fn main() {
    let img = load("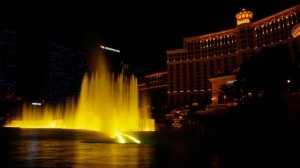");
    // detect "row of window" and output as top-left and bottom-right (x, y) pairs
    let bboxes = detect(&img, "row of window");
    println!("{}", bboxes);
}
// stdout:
(168, 30), (292, 62)
(168, 93), (210, 105)
(187, 34), (237, 50)
(256, 28), (291, 47)
(168, 46), (238, 62)
(255, 13), (297, 37)
(188, 44), (237, 58)
(168, 13), (298, 62)
(168, 57), (237, 92)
